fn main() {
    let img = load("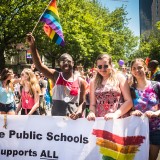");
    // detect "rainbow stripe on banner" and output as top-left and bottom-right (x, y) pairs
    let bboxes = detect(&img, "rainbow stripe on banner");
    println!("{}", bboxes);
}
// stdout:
(40, 0), (65, 46)
(92, 129), (145, 160)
